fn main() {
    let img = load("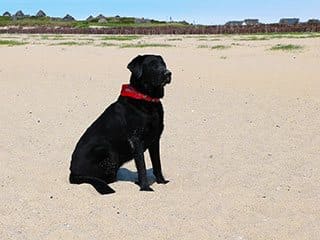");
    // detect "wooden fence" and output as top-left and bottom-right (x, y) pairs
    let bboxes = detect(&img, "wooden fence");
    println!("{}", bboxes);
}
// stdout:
(1, 23), (320, 34)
